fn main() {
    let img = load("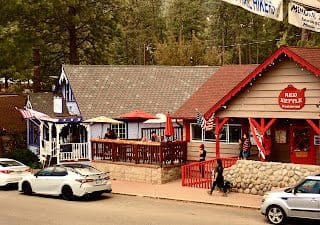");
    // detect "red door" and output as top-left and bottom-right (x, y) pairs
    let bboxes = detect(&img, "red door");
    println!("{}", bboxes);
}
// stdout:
(290, 126), (315, 165)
